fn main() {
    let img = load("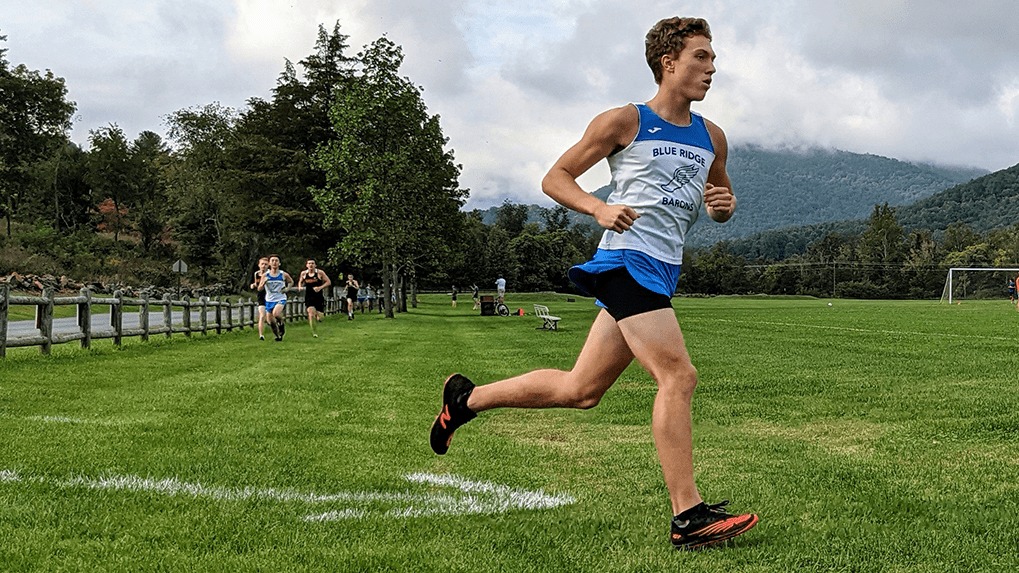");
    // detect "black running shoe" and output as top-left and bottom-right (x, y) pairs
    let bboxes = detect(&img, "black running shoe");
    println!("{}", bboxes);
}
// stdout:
(278, 320), (285, 339)
(429, 374), (477, 455)
(670, 500), (758, 551)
